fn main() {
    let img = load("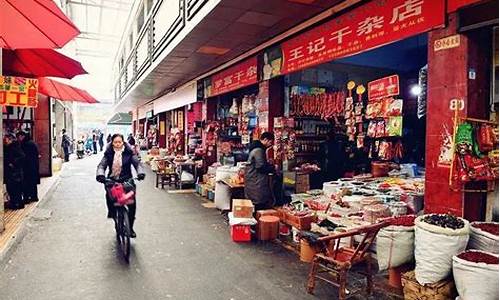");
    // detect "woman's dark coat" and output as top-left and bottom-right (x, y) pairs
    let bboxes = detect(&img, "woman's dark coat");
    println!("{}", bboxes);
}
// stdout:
(20, 137), (40, 185)
(244, 141), (274, 208)
(4, 141), (25, 183)
(96, 143), (144, 180)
